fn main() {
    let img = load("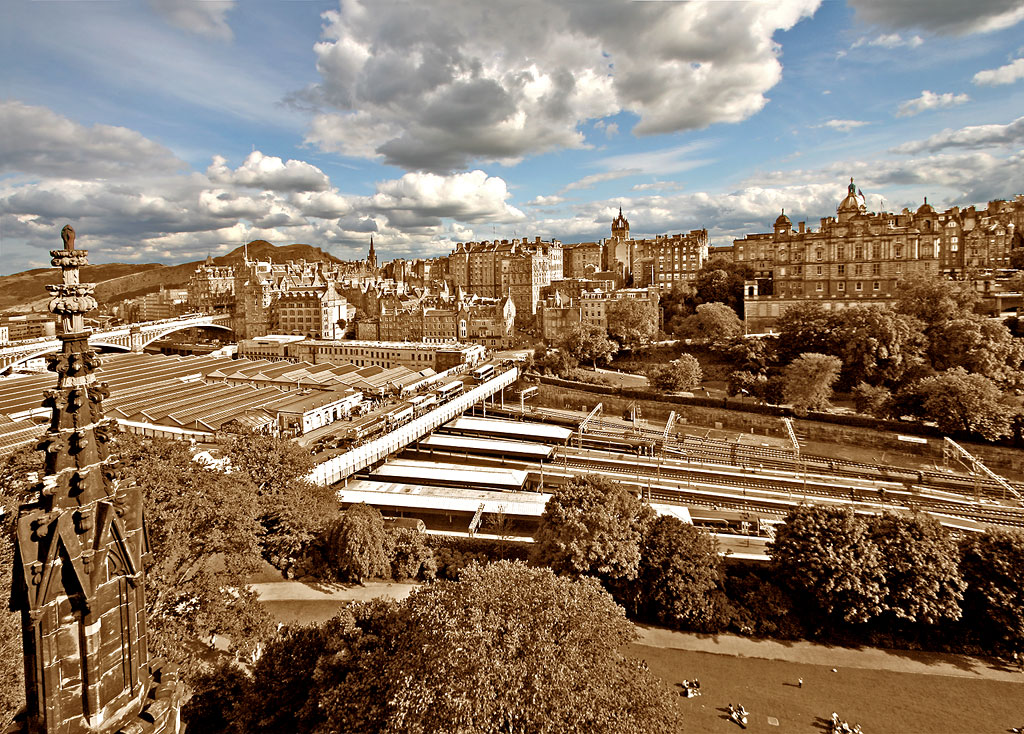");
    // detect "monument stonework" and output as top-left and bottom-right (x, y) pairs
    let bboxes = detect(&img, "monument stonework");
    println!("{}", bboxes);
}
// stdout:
(7, 226), (183, 734)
